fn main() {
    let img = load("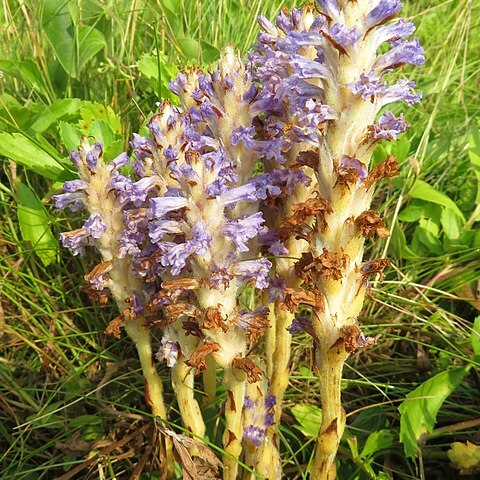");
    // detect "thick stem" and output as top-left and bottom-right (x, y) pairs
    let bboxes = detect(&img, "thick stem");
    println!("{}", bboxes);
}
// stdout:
(203, 356), (217, 407)
(172, 359), (206, 439)
(311, 349), (348, 480)
(124, 318), (174, 477)
(265, 304), (277, 379)
(222, 367), (246, 480)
